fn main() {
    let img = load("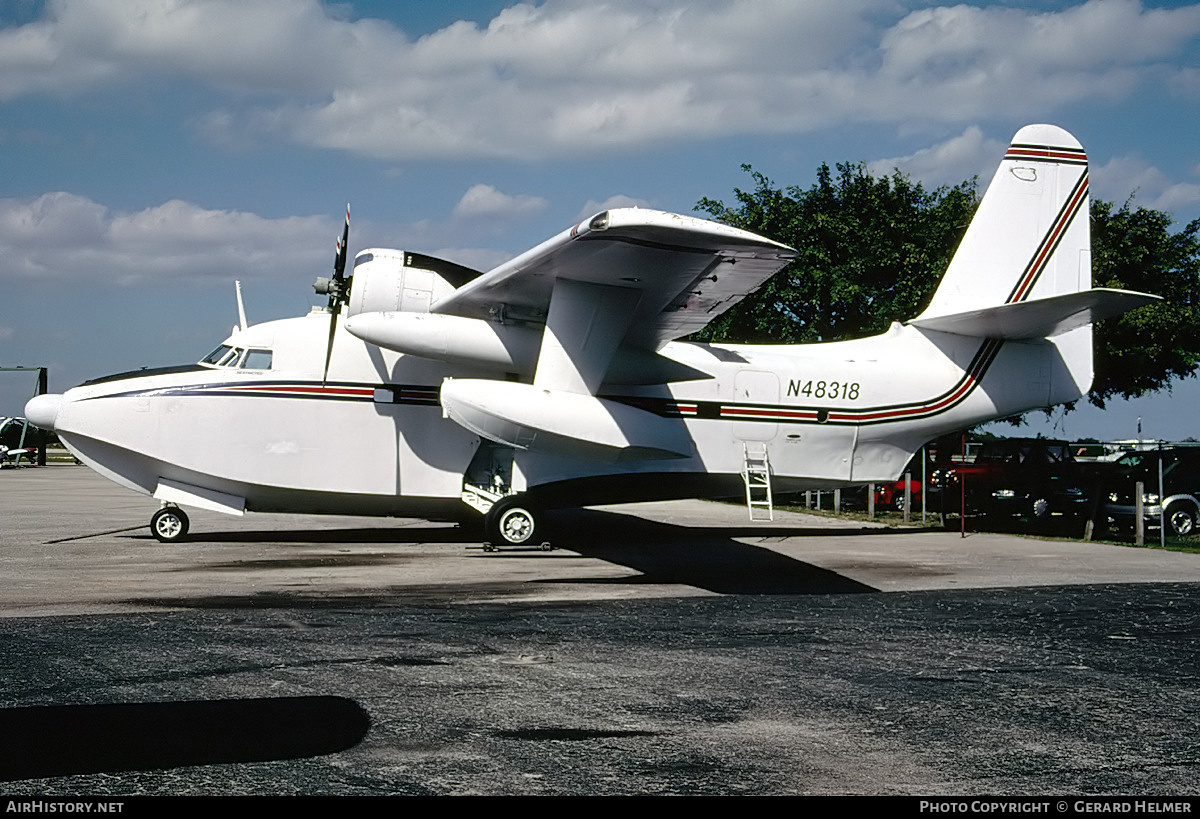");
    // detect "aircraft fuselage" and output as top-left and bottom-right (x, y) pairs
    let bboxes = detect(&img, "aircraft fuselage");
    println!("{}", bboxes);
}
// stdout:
(43, 307), (1085, 518)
